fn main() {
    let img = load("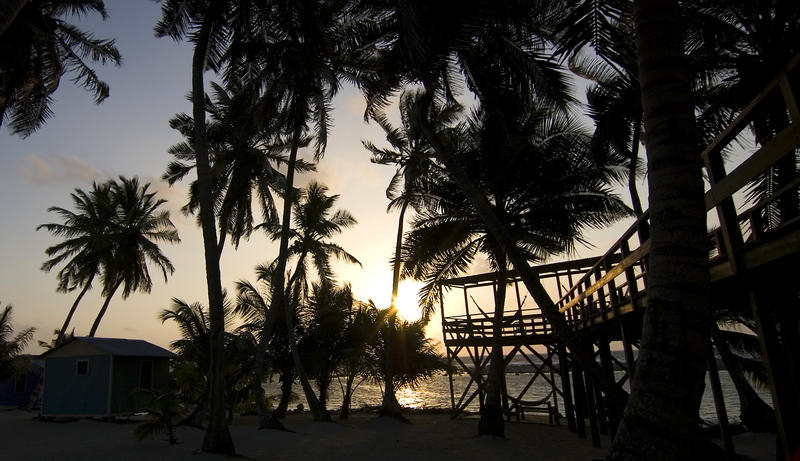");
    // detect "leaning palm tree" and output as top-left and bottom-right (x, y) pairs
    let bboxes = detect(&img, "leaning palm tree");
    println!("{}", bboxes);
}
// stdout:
(38, 181), (116, 343)
(0, 0), (121, 137)
(265, 182), (361, 421)
(0, 302), (35, 382)
(403, 96), (629, 436)
(87, 176), (180, 336)
(364, 88), (459, 416)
